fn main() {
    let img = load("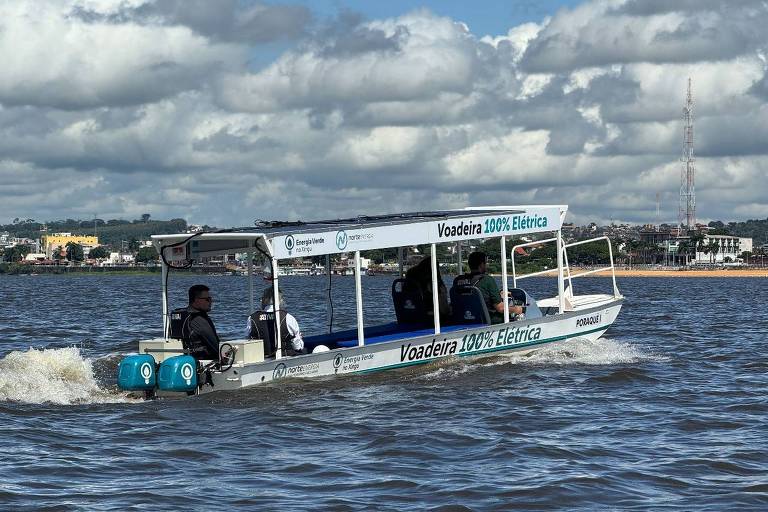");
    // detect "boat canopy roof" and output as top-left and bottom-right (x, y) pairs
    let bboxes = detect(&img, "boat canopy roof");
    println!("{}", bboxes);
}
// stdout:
(152, 205), (567, 261)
